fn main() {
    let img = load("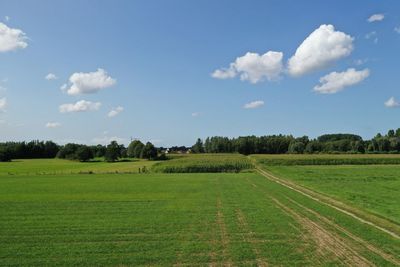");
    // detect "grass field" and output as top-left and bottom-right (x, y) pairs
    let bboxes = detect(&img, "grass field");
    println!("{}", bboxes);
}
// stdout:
(0, 158), (157, 176)
(1, 155), (400, 266)
(265, 165), (400, 225)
